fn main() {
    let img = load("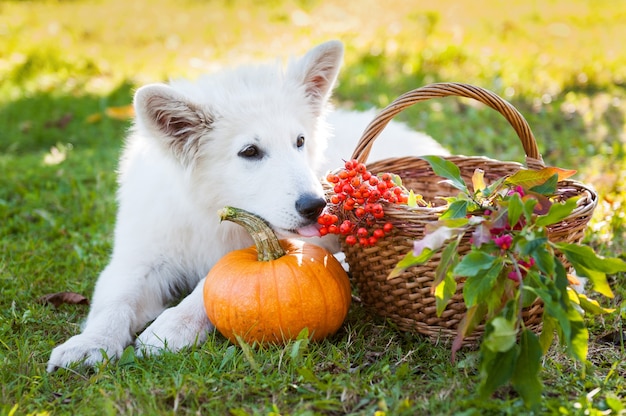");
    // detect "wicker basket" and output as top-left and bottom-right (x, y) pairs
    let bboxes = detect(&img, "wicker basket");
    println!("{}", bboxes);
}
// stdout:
(335, 83), (598, 345)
